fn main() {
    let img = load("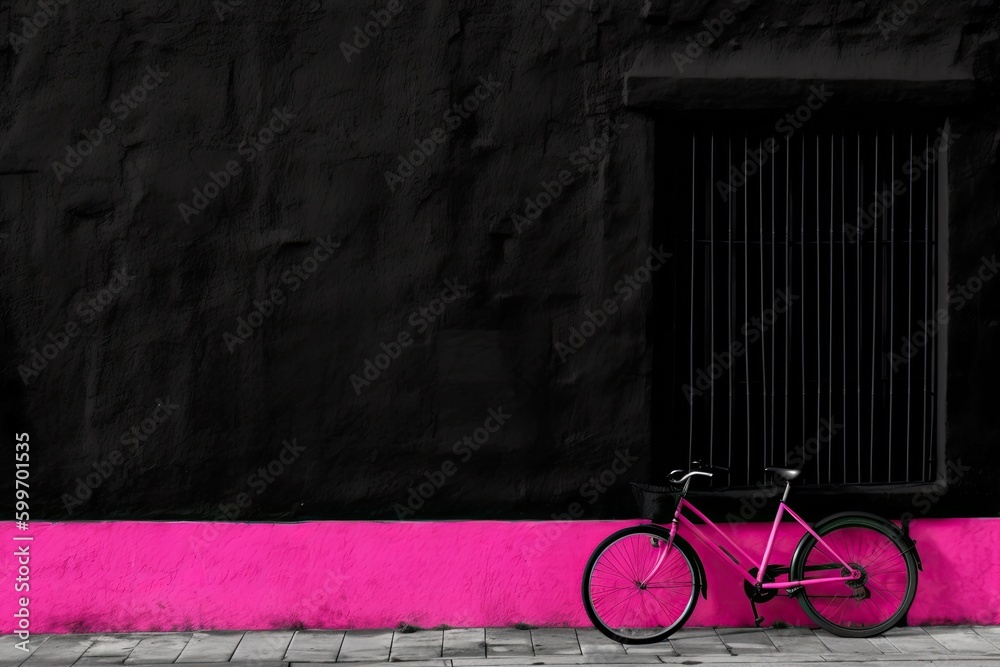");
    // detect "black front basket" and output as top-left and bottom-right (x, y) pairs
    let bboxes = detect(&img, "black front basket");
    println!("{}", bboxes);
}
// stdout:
(630, 482), (682, 523)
